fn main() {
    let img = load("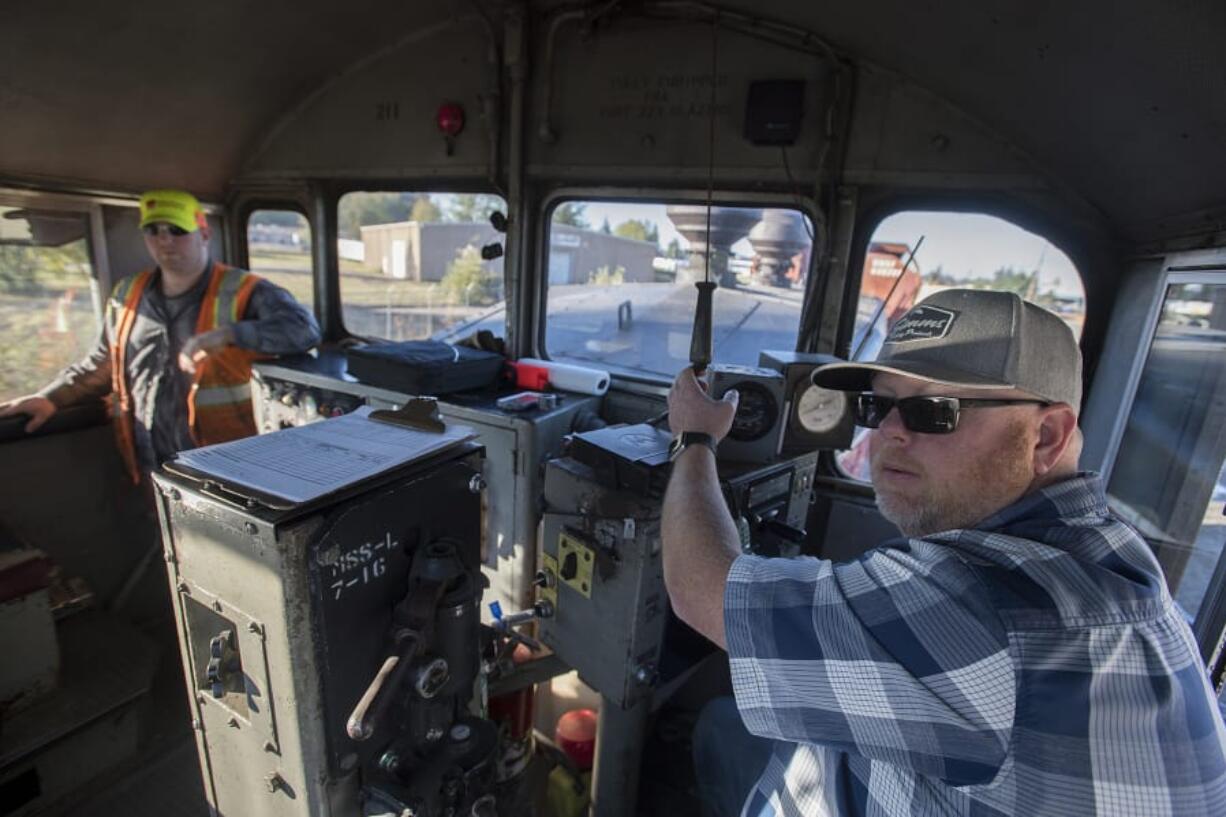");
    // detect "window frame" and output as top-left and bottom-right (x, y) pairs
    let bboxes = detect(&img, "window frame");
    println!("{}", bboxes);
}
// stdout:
(831, 204), (1090, 484)
(331, 186), (510, 343)
(837, 202), (1090, 364)
(239, 201), (316, 313)
(535, 188), (823, 390)
(0, 189), (112, 437)
(0, 187), (111, 308)
(1098, 264), (1226, 478)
